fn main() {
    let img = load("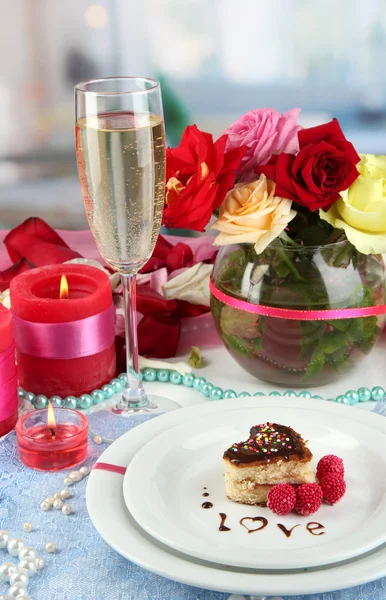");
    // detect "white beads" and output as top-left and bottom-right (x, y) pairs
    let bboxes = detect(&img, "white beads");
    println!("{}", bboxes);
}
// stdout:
(45, 542), (56, 553)
(18, 559), (37, 577)
(22, 523), (32, 534)
(69, 471), (83, 483)
(93, 435), (102, 445)
(9, 571), (29, 587)
(8, 582), (27, 598)
(0, 531), (9, 549)
(40, 500), (50, 512)
(0, 530), (43, 598)
(60, 488), (71, 500)
(18, 547), (37, 562)
(0, 561), (15, 582)
(62, 503), (73, 516)
(53, 499), (63, 510)
(7, 538), (25, 557)
(41, 485), (75, 515)
(64, 466), (89, 487)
